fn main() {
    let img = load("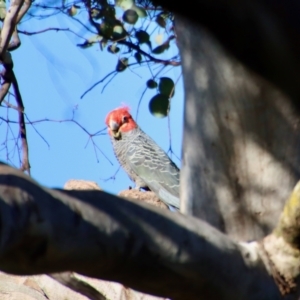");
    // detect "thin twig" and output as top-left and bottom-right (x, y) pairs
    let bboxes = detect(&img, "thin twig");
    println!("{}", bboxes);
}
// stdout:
(119, 39), (180, 67)
(135, 86), (147, 121)
(100, 165), (121, 182)
(101, 72), (118, 93)
(80, 70), (117, 99)
(18, 27), (86, 40)
(24, 114), (50, 148)
(81, 61), (153, 99)
(1, 115), (111, 164)
(11, 70), (31, 174)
